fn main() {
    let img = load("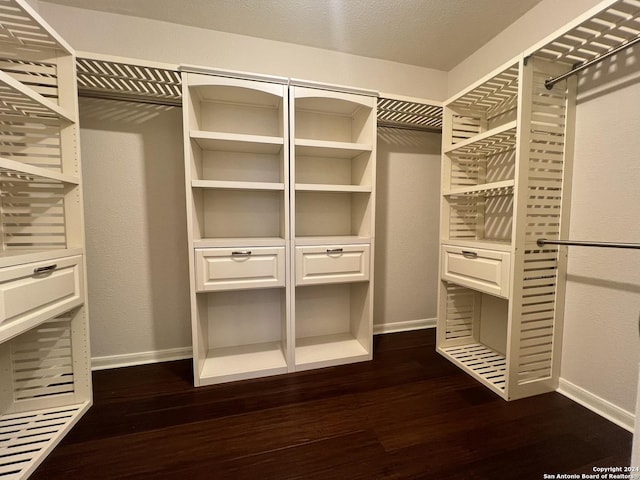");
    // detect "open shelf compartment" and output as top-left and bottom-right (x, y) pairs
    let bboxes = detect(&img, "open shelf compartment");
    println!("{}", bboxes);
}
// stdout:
(437, 282), (509, 397)
(445, 61), (520, 149)
(0, 307), (92, 478)
(442, 191), (514, 245)
(190, 188), (286, 241)
(295, 191), (373, 238)
(188, 130), (285, 188)
(294, 282), (371, 370)
(194, 288), (289, 386)
(439, 343), (507, 392)
(0, 401), (91, 479)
